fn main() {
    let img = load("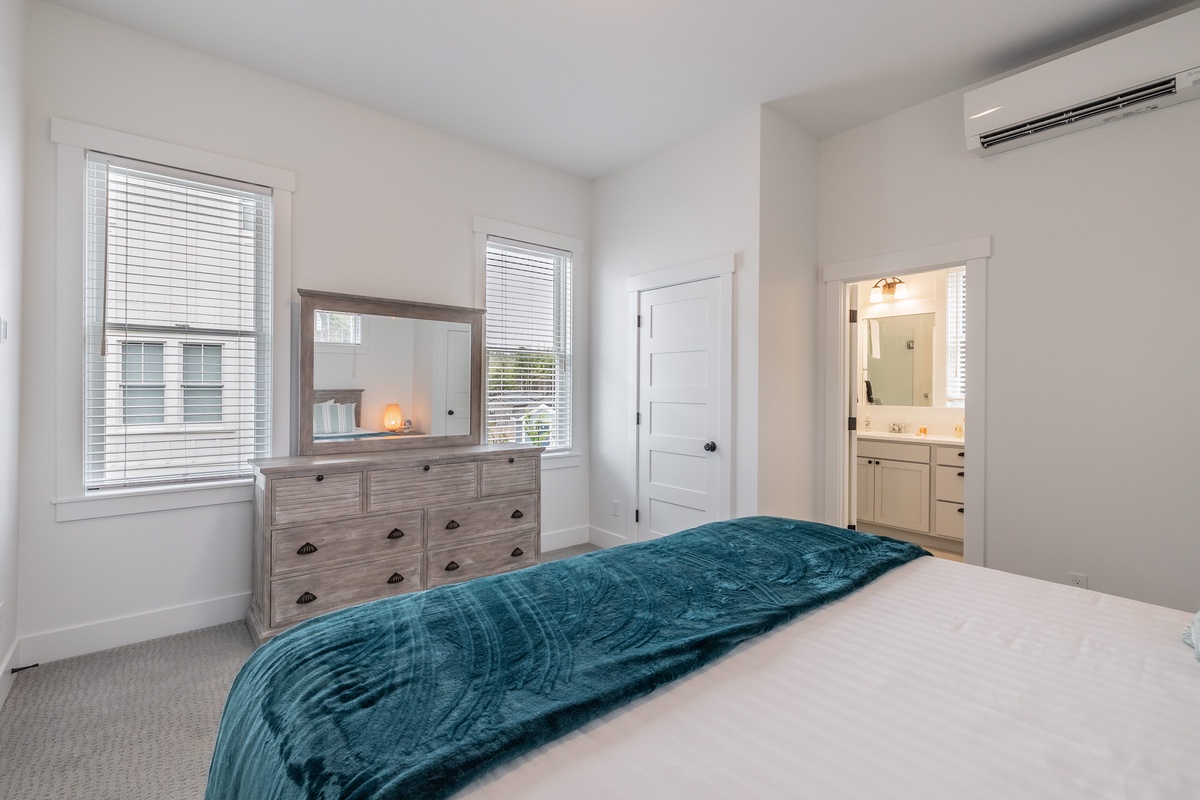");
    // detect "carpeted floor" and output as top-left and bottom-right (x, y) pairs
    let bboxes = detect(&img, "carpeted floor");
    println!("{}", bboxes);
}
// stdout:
(0, 543), (599, 800)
